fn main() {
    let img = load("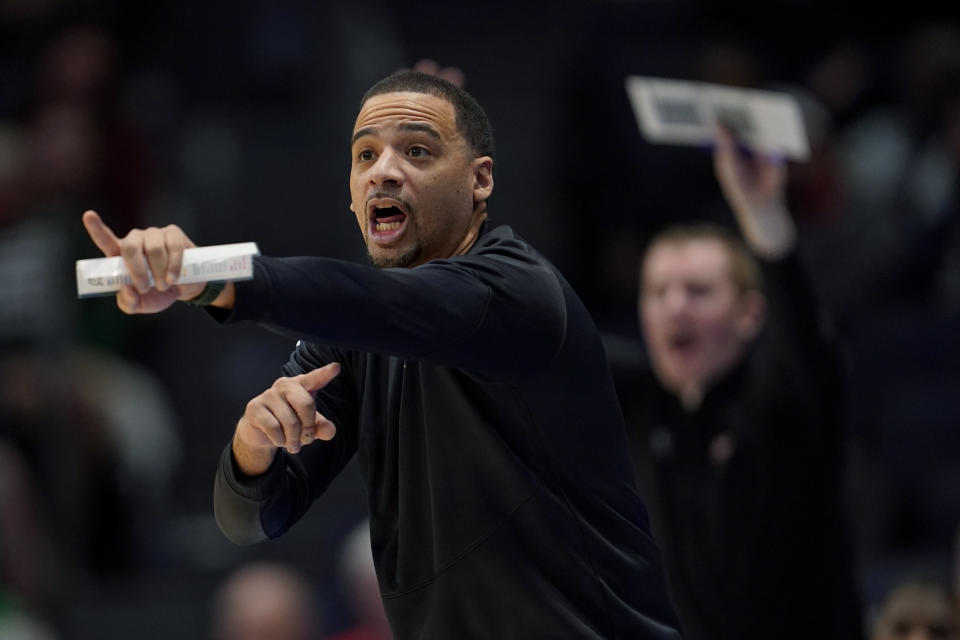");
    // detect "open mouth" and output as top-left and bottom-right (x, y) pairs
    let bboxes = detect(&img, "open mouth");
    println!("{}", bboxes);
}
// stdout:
(373, 206), (406, 231)
(669, 332), (698, 355)
(367, 200), (409, 242)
